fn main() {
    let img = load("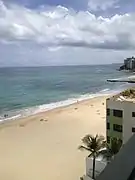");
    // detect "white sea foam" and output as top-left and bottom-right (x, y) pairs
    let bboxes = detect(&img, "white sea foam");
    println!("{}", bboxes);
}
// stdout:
(111, 74), (135, 81)
(95, 68), (103, 73)
(0, 91), (112, 122)
(0, 86), (130, 123)
(127, 75), (135, 79)
(100, 88), (110, 92)
(1, 114), (21, 121)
